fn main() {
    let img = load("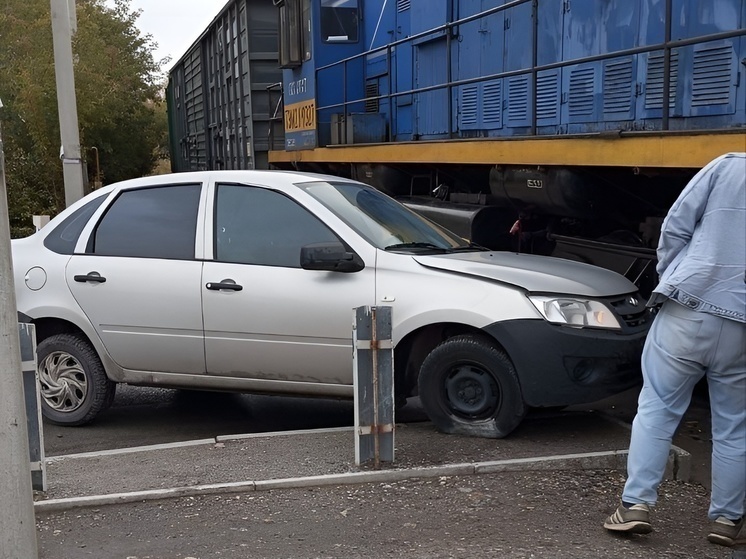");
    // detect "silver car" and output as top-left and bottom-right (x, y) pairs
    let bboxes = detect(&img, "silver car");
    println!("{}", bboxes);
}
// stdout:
(12, 171), (650, 438)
